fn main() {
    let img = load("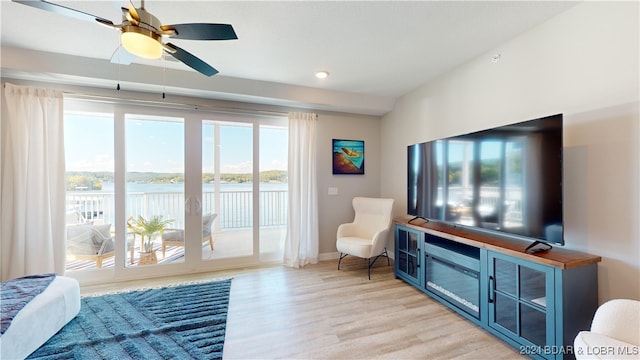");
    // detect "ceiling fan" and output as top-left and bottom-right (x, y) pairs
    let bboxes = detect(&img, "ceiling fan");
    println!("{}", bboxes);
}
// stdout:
(13, 0), (238, 76)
